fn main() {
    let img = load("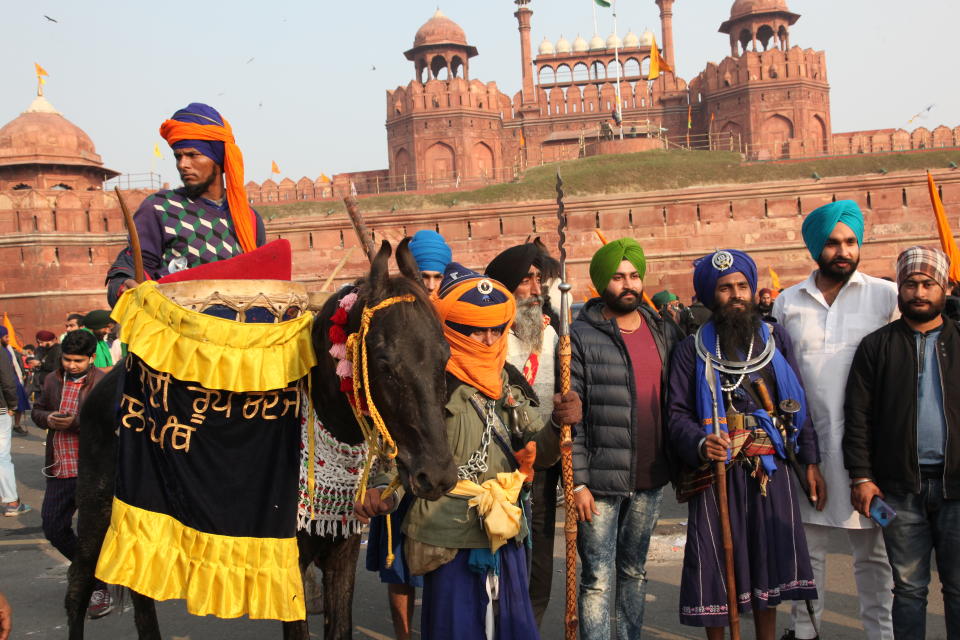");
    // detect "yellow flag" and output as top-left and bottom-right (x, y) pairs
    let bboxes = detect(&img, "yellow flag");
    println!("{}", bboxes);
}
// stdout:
(928, 171), (960, 283)
(34, 63), (48, 77)
(769, 266), (782, 291)
(153, 144), (162, 159)
(647, 35), (673, 80)
(271, 161), (280, 174)
(2, 313), (22, 351)
(320, 173), (331, 183)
